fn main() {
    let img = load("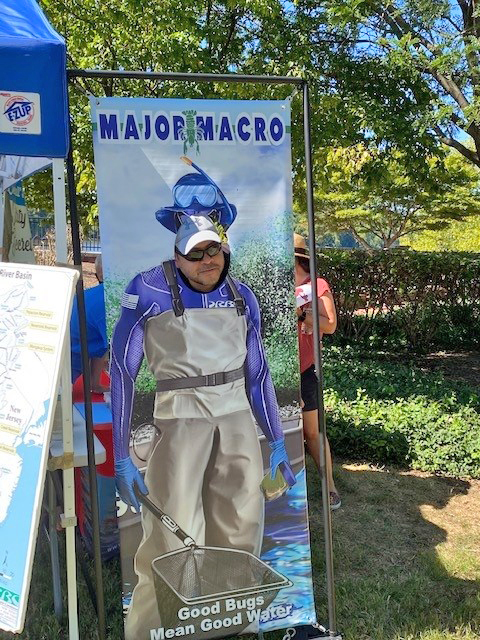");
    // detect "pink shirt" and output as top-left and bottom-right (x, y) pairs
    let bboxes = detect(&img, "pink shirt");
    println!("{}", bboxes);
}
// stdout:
(297, 276), (330, 373)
